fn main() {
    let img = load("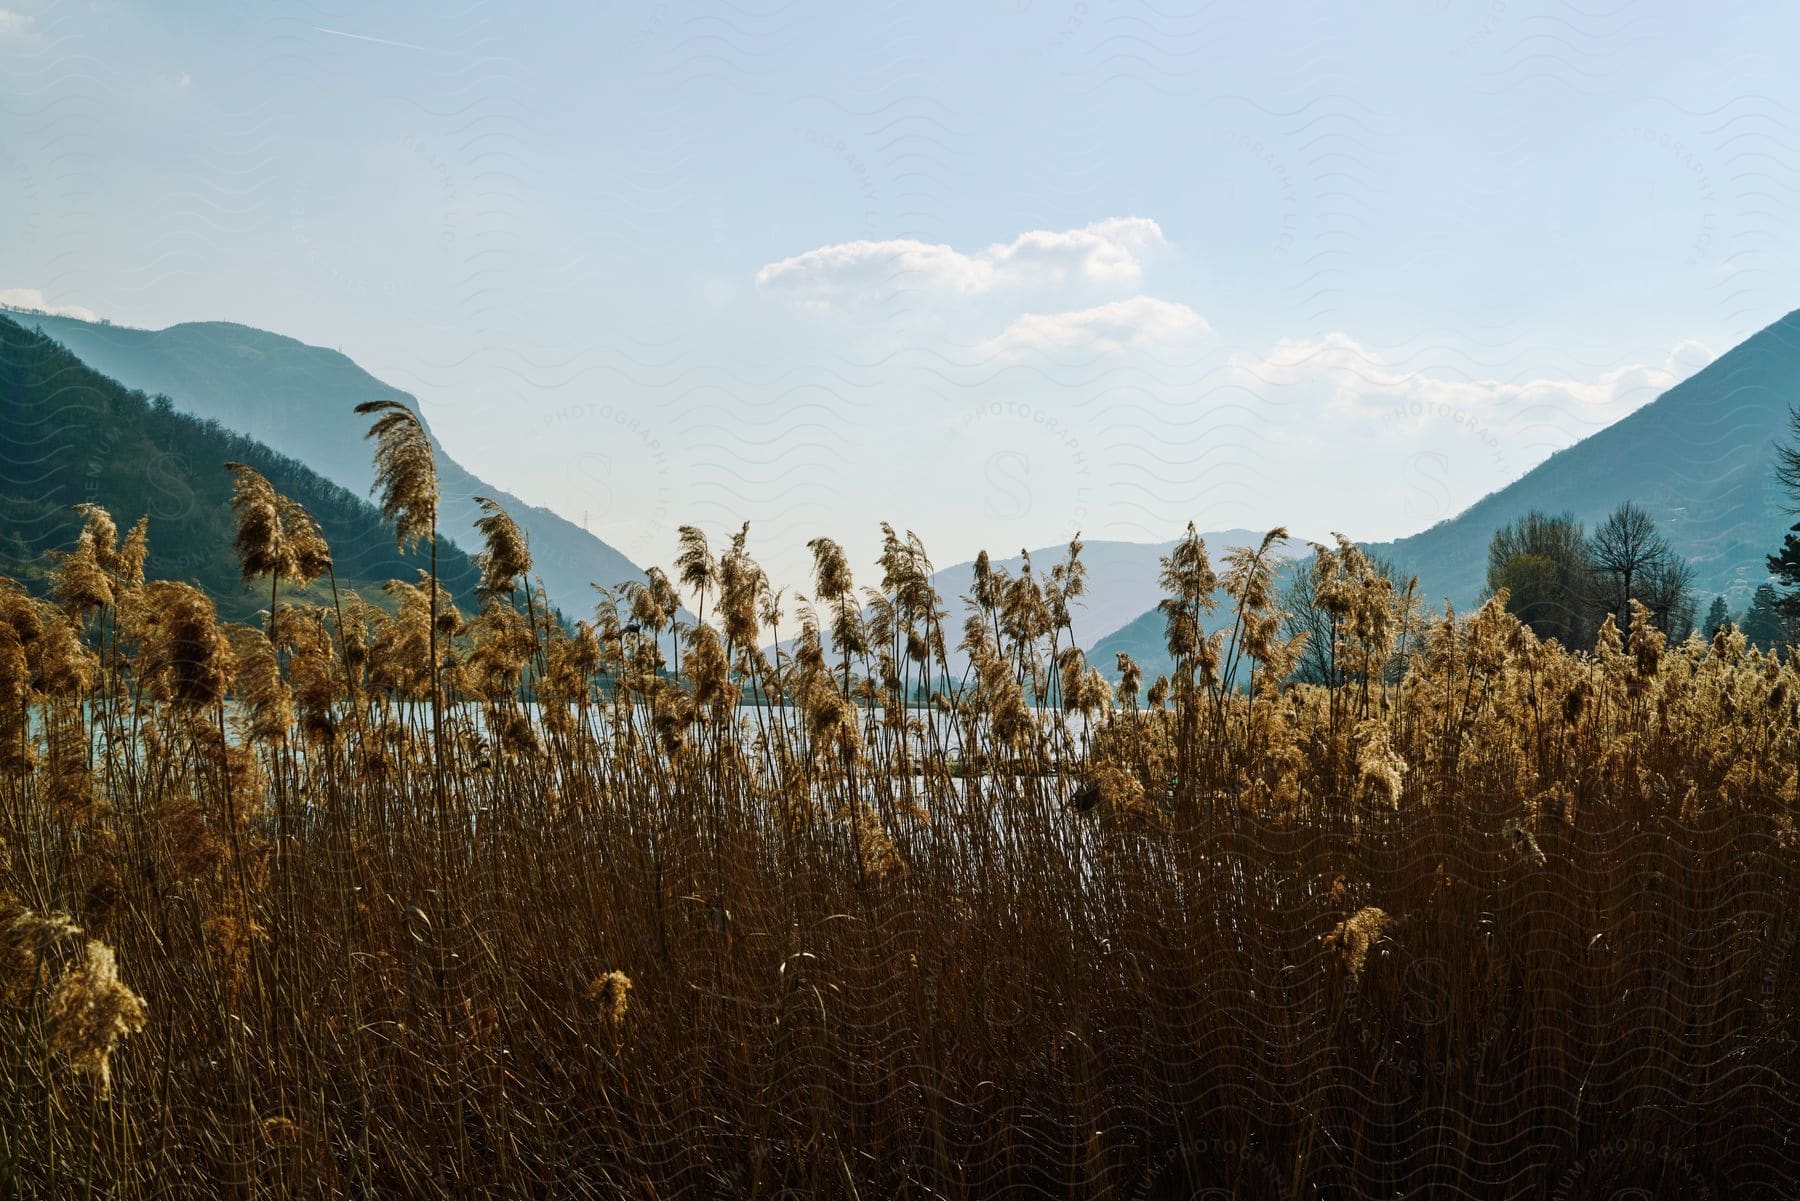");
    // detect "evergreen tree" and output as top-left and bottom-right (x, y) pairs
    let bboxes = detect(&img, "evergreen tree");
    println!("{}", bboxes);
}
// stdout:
(1741, 584), (1790, 652)
(1768, 527), (1800, 621)
(1767, 404), (1800, 620)
(1702, 595), (1731, 639)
